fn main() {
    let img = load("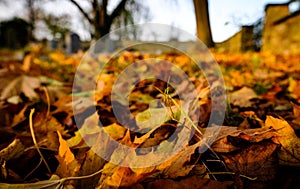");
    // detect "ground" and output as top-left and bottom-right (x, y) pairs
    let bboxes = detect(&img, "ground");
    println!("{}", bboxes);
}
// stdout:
(0, 47), (300, 189)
